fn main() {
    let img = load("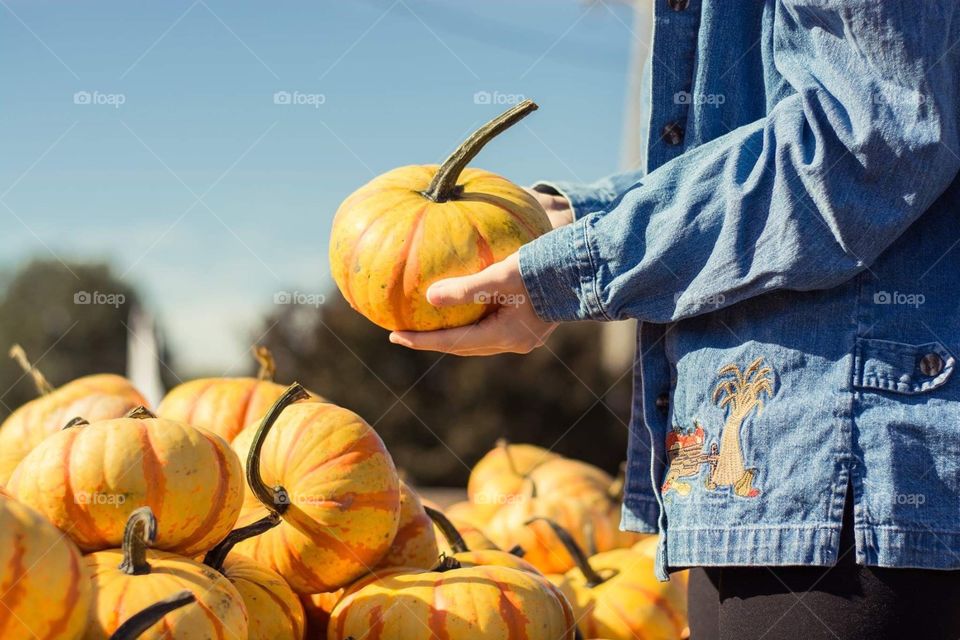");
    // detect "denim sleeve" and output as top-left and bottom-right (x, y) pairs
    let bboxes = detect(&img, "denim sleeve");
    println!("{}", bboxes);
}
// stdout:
(531, 168), (645, 221)
(520, 1), (960, 323)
